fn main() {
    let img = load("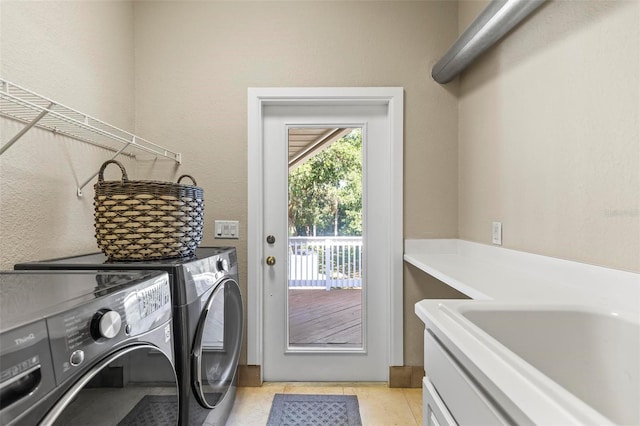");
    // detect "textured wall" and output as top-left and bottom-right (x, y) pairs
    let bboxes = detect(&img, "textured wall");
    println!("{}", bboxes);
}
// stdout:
(0, 1), (460, 368)
(0, 1), (136, 269)
(132, 0), (460, 366)
(457, 0), (639, 272)
(4, 0), (634, 373)
(5, 0), (634, 373)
